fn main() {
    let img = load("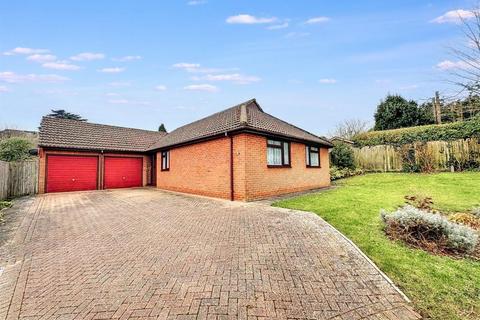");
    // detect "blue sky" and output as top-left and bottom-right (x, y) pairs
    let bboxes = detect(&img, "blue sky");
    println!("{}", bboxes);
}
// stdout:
(0, 0), (475, 135)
